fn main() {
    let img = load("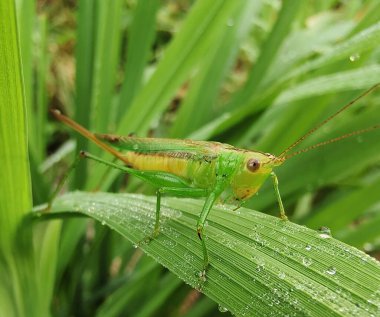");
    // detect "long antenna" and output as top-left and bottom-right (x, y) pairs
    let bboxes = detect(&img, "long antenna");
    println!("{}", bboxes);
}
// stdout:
(278, 83), (380, 159)
(284, 124), (380, 160)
